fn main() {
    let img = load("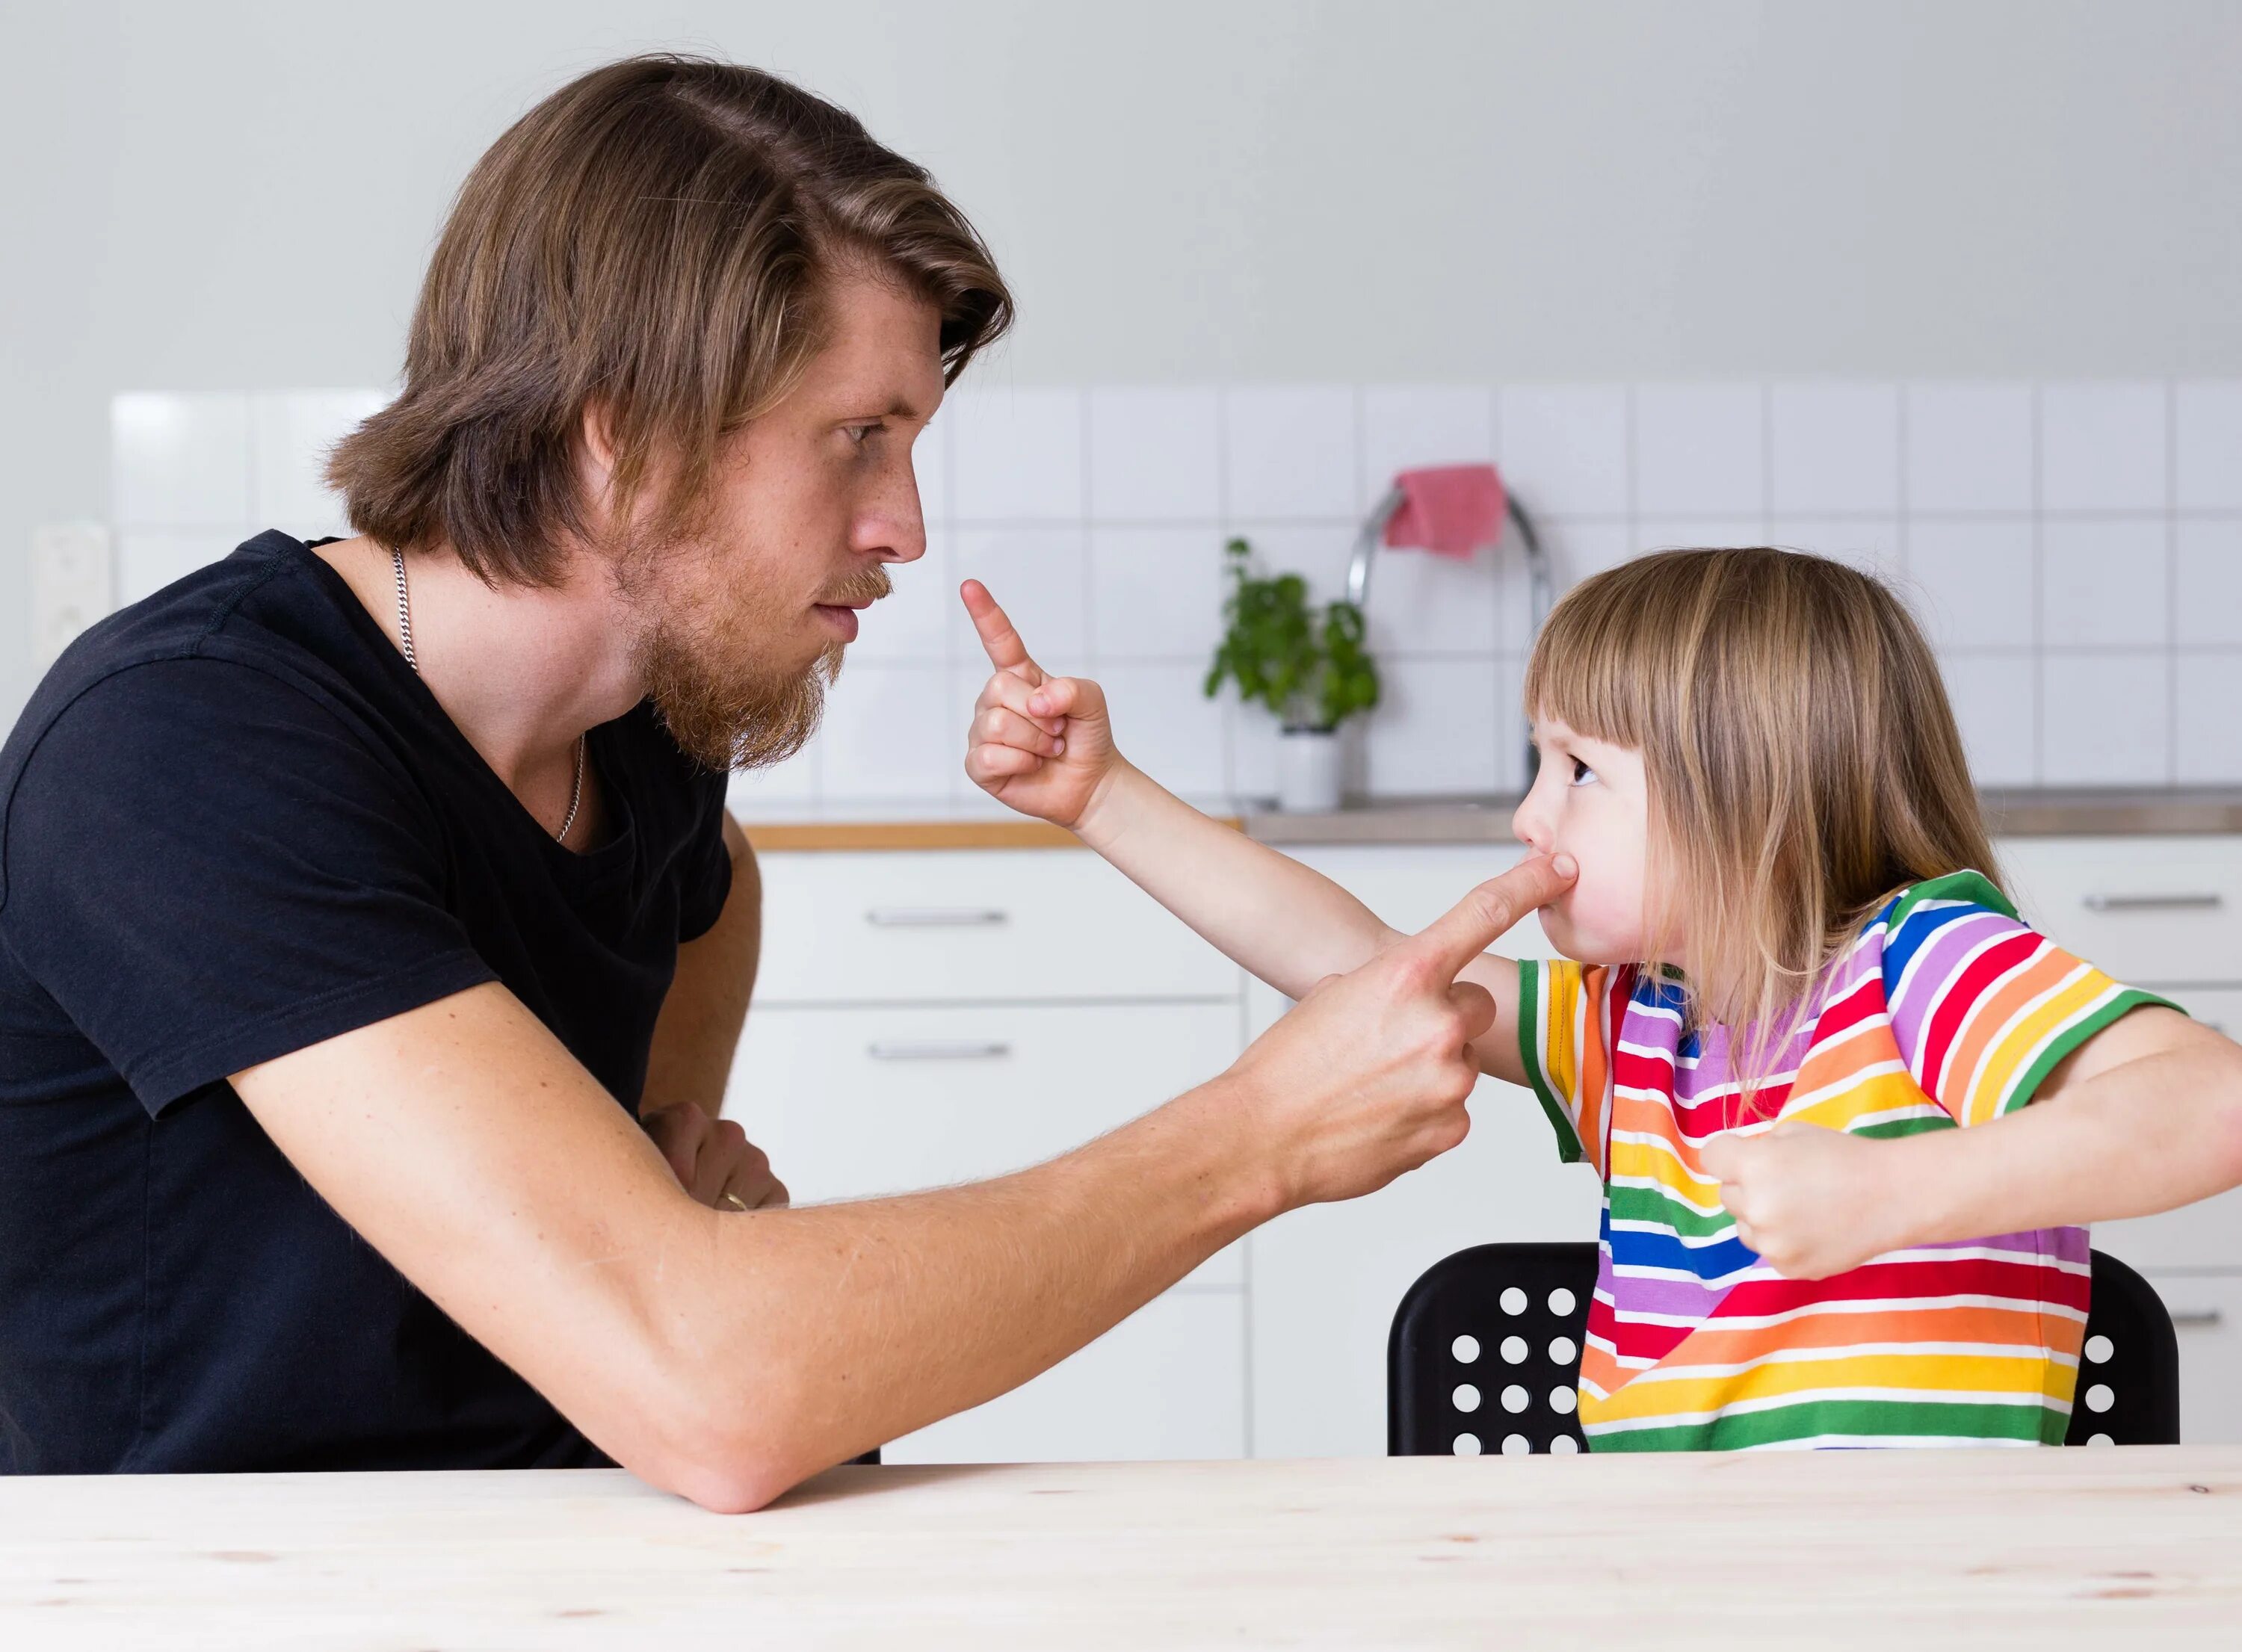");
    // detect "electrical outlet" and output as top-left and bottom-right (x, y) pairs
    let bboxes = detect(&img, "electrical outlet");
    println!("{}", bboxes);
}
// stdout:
(31, 522), (114, 668)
